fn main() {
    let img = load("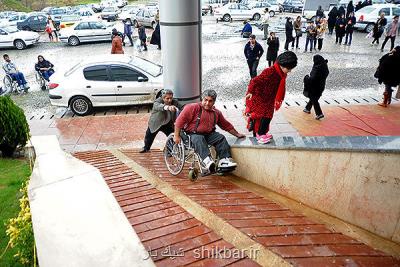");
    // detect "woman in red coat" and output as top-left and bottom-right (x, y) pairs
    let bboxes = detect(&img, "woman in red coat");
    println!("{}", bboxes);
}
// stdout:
(245, 51), (298, 144)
